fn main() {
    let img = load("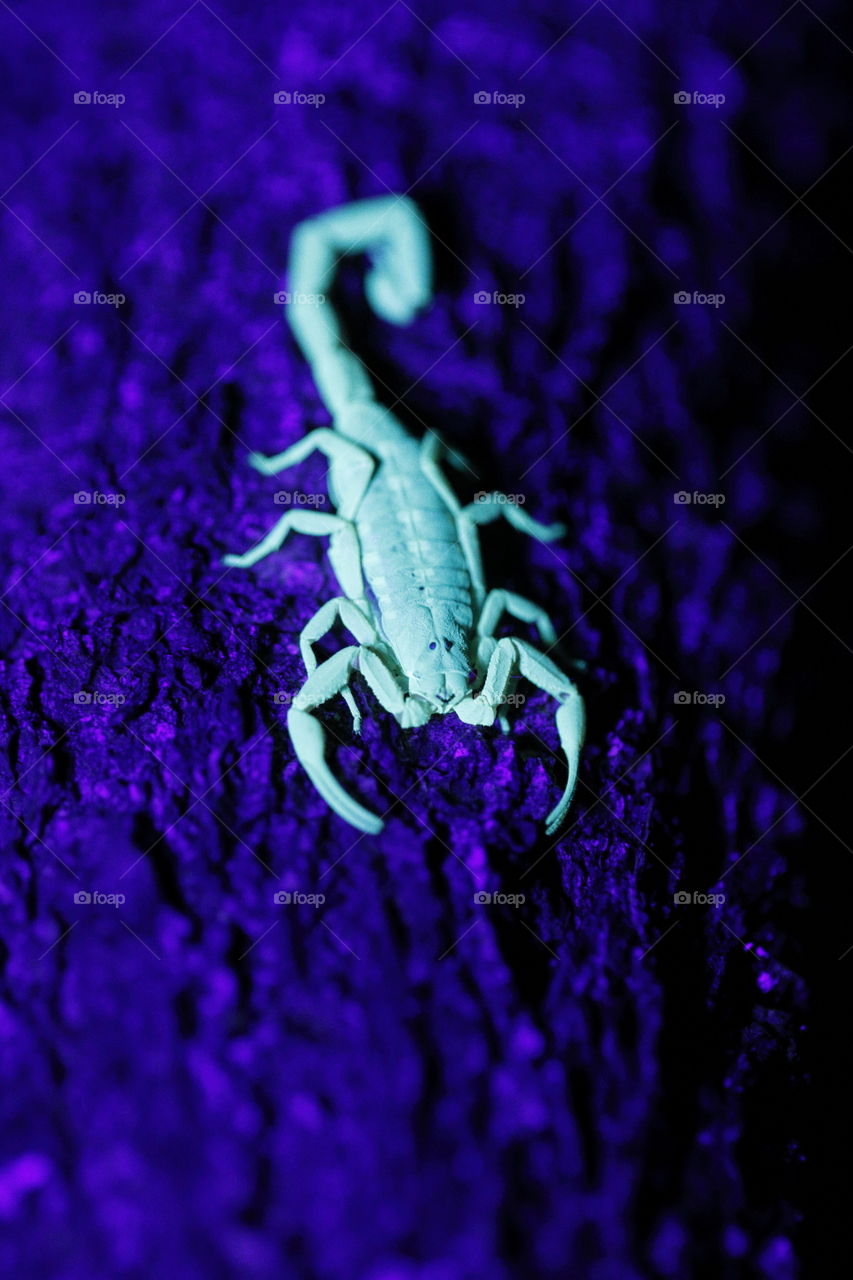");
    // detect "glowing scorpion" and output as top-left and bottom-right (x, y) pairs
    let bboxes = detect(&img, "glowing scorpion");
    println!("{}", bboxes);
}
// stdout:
(224, 196), (584, 835)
